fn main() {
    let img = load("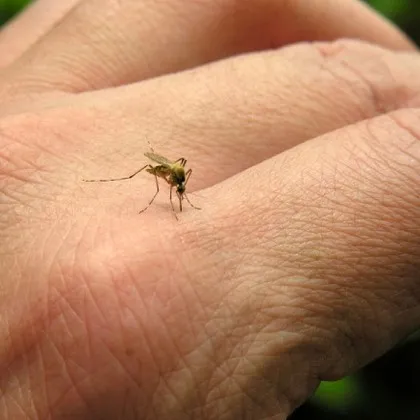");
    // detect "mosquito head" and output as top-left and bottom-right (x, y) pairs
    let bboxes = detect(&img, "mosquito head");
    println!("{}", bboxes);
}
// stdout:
(176, 183), (186, 195)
